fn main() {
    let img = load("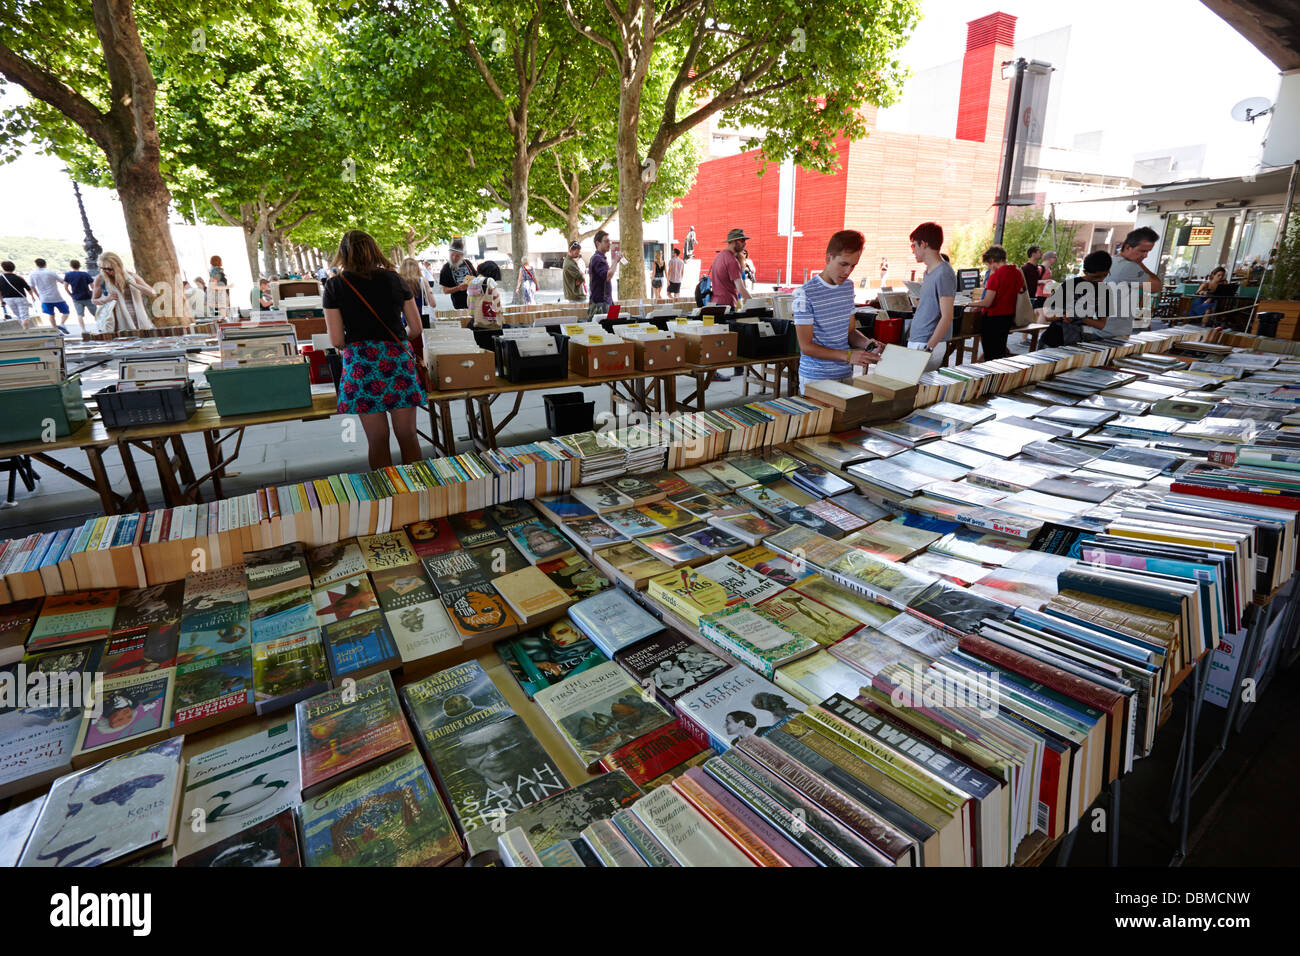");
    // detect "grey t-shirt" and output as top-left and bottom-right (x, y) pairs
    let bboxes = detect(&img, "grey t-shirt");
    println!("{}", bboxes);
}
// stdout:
(1102, 257), (1152, 337)
(28, 268), (64, 303)
(908, 260), (956, 346)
